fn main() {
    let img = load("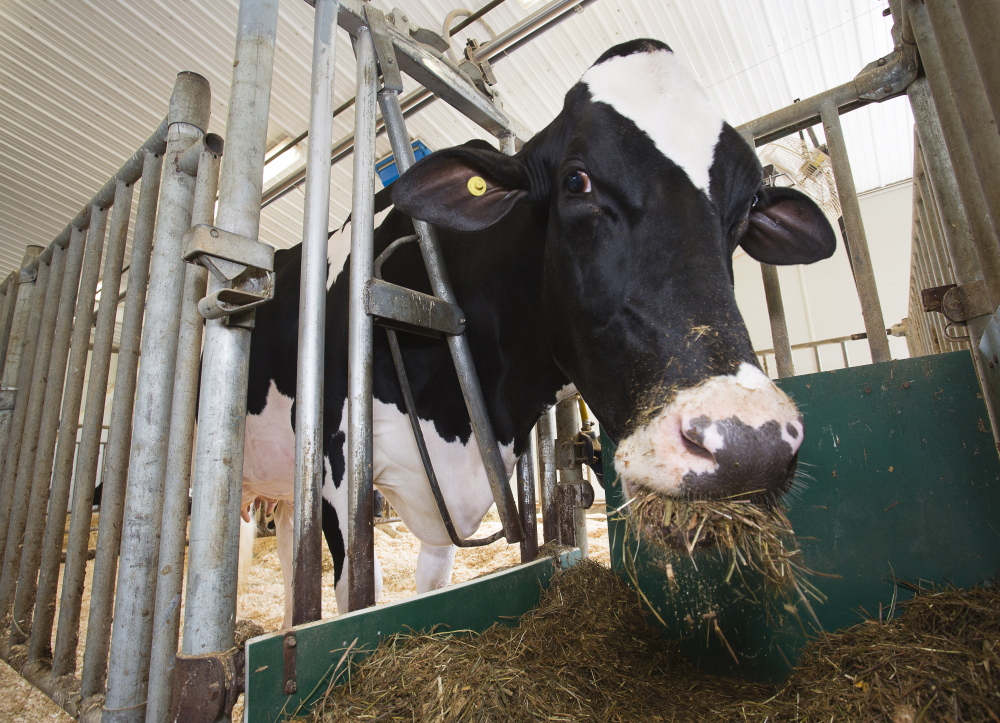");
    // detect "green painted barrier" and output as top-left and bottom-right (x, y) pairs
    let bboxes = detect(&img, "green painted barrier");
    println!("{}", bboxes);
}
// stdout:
(605, 351), (1000, 684)
(245, 549), (582, 722)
